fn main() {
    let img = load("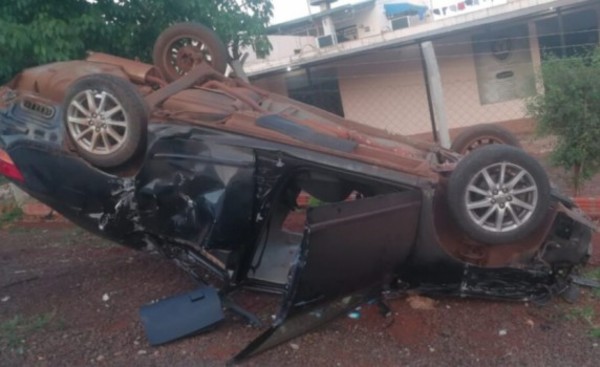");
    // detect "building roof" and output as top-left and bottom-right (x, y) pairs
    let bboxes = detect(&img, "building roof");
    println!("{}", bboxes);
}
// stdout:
(249, 0), (594, 77)
(267, 0), (376, 35)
